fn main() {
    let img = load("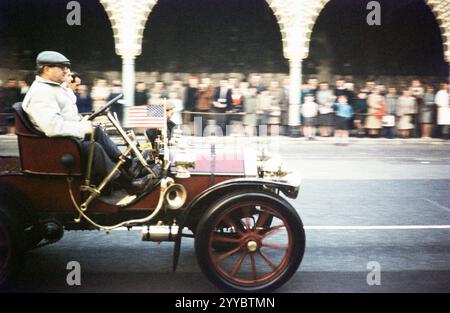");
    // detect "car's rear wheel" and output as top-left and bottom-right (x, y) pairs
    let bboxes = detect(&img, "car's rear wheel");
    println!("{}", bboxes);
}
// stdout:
(25, 226), (43, 250)
(0, 189), (40, 251)
(195, 191), (305, 292)
(0, 208), (24, 289)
